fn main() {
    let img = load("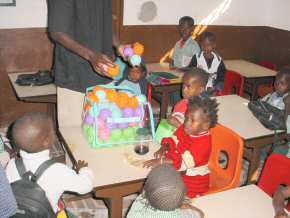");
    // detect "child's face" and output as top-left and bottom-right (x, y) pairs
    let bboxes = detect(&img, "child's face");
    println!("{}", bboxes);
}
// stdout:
(178, 22), (193, 41)
(201, 38), (216, 58)
(274, 74), (290, 96)
(182, 76), (205, 99)
(184, 108), (210, 135)
(128, 67), (143, 82)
